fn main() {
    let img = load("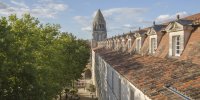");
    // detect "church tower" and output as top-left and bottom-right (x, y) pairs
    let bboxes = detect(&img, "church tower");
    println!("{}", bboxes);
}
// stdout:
(92, 9), (107, 47)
